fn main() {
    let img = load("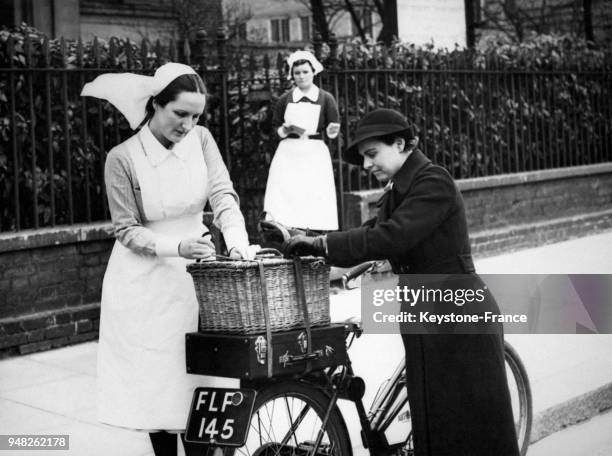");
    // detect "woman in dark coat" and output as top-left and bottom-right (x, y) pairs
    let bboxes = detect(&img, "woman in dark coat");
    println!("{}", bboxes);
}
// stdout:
(284, 108), (520, 456)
